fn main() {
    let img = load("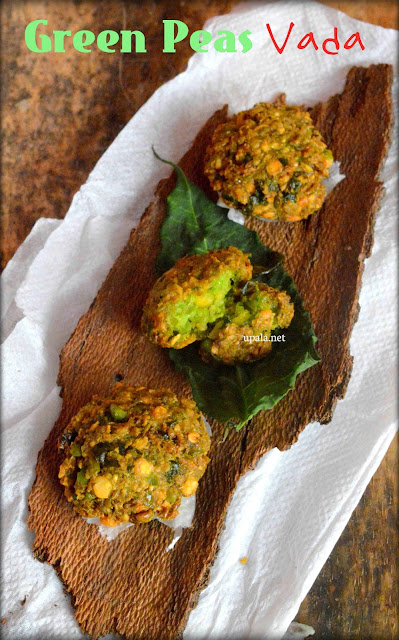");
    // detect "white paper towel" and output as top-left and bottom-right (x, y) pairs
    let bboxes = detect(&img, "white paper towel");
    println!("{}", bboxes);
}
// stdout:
(1, 1), (397, 638)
